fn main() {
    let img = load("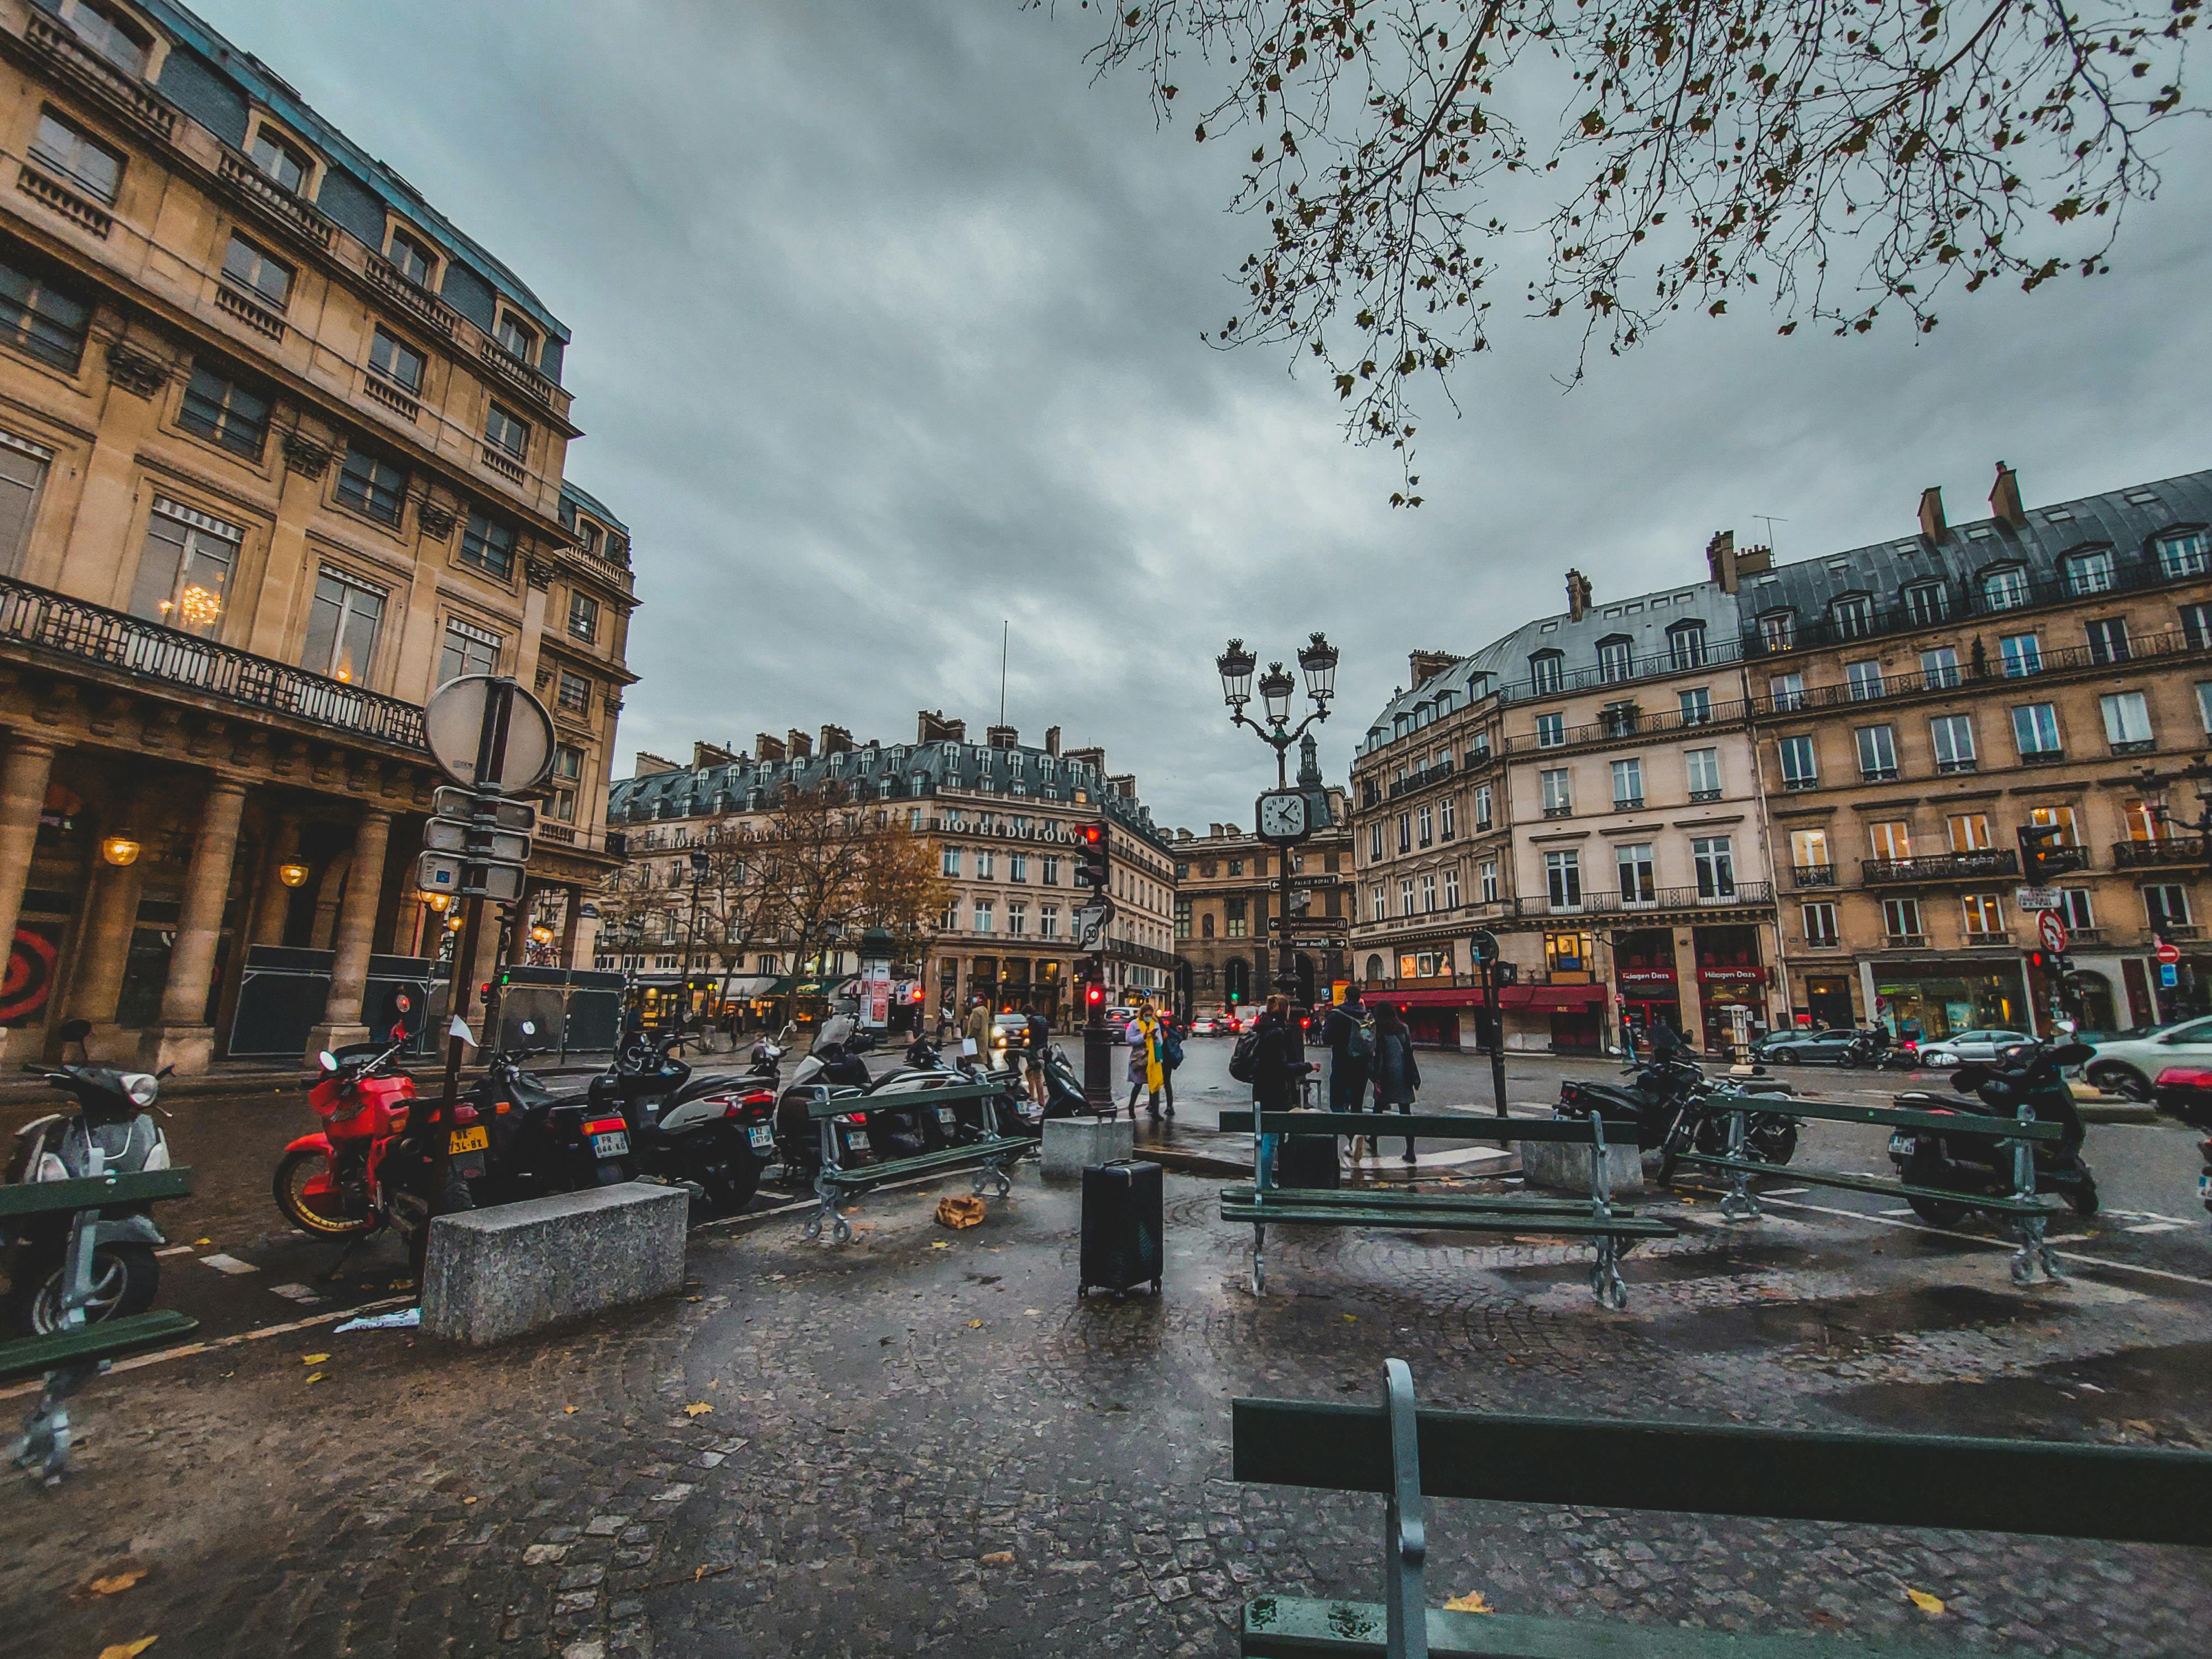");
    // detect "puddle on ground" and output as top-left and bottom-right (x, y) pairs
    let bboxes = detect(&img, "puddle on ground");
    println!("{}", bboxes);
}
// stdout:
(1827, 1342), (2212, 1444)
(1667, 1283), (2072, 1356)
(1490, 1239), (1822, 1288)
